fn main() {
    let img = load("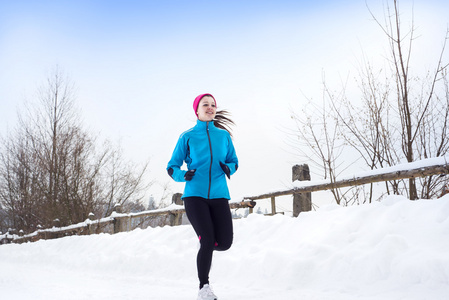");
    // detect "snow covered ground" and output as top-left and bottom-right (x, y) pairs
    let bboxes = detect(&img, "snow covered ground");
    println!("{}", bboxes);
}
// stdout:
(1, 194), (449, 300)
